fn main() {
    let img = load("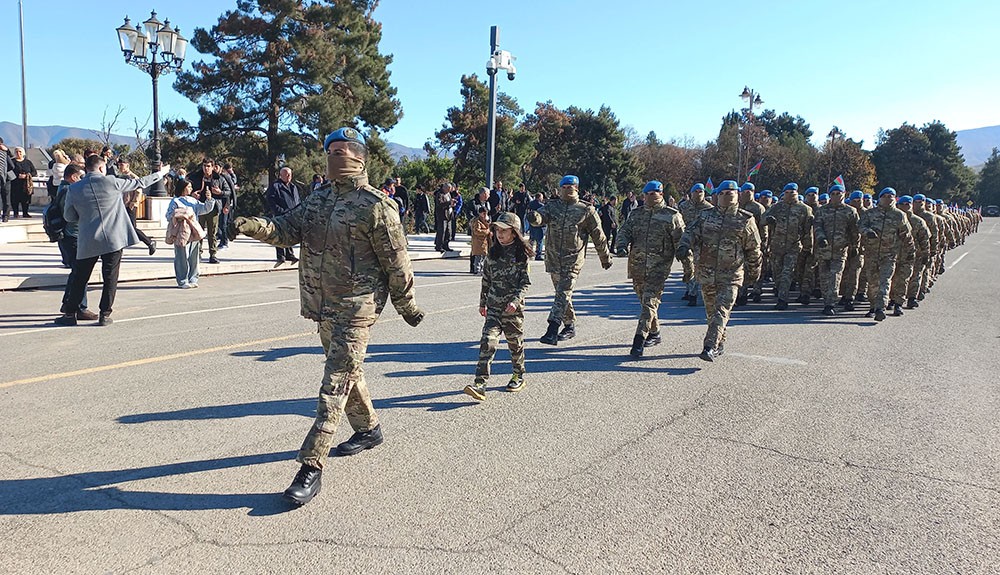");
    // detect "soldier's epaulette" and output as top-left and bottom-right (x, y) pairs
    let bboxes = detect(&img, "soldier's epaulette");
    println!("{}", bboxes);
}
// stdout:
(663, 205), (679, 214)
(357, 183), (384, 199)
(737, 208), (753, 219)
